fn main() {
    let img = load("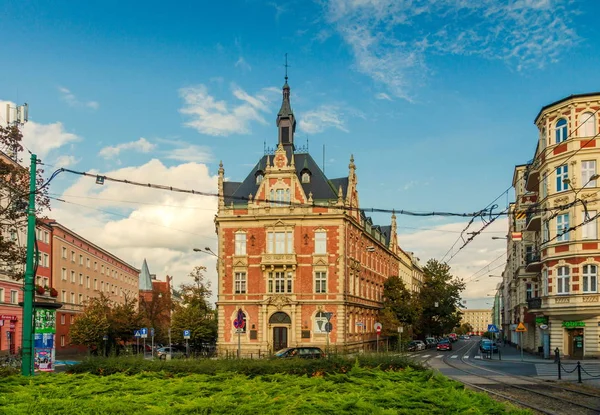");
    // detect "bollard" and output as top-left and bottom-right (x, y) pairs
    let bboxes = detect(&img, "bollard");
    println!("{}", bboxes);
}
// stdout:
(557, 352), (562, 380)
(498, 348), (501, 361)
(554, 347), (560, 363)
(577, 361), (582, 383)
